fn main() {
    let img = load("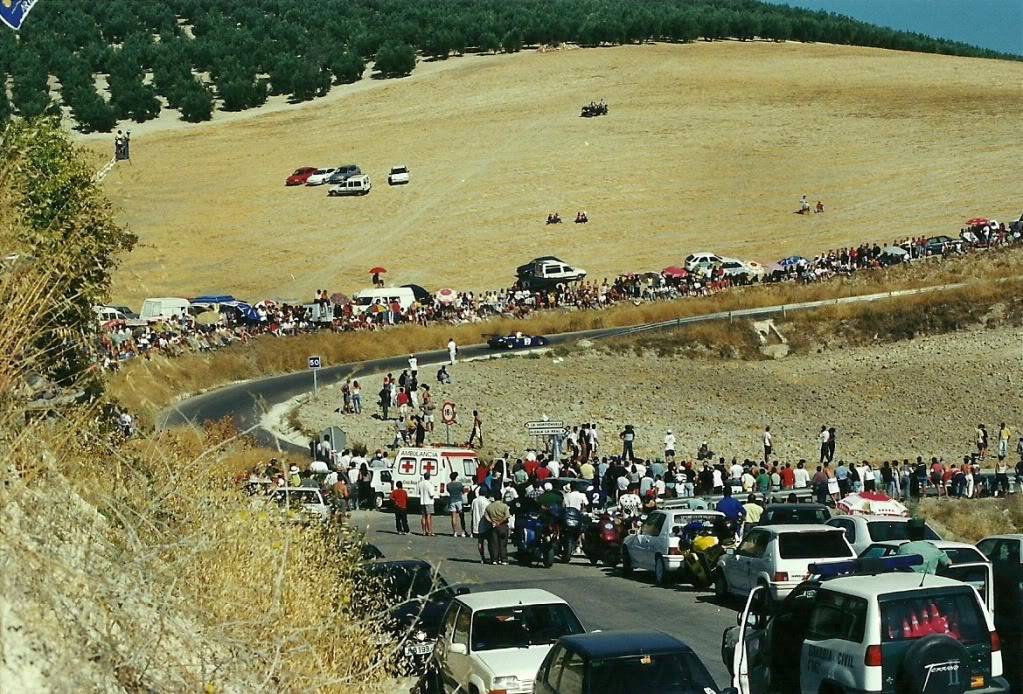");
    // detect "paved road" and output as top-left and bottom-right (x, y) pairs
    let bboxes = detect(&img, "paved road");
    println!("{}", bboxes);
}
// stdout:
(350, 510), (737, 687)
